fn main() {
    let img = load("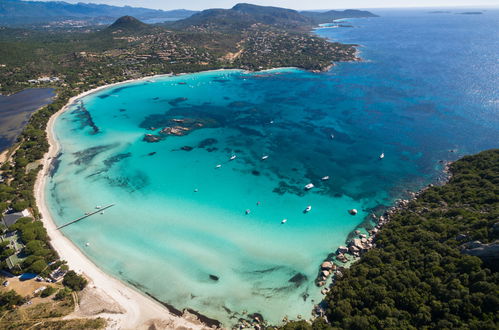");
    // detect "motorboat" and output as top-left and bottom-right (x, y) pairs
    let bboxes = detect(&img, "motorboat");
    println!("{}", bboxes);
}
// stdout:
(304, 205), (312, 213)
(215, 164), (222, 168)
(379, 152), (385, 159)
(330, 134), (334, 139)
(321, 176), (330, 181)
(261, 155), (269, 160)
(230, 155), (237, 161)
(304, 183), (314, 190)
(281, 219), (287, 224)
(245, 209), (251, 215)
